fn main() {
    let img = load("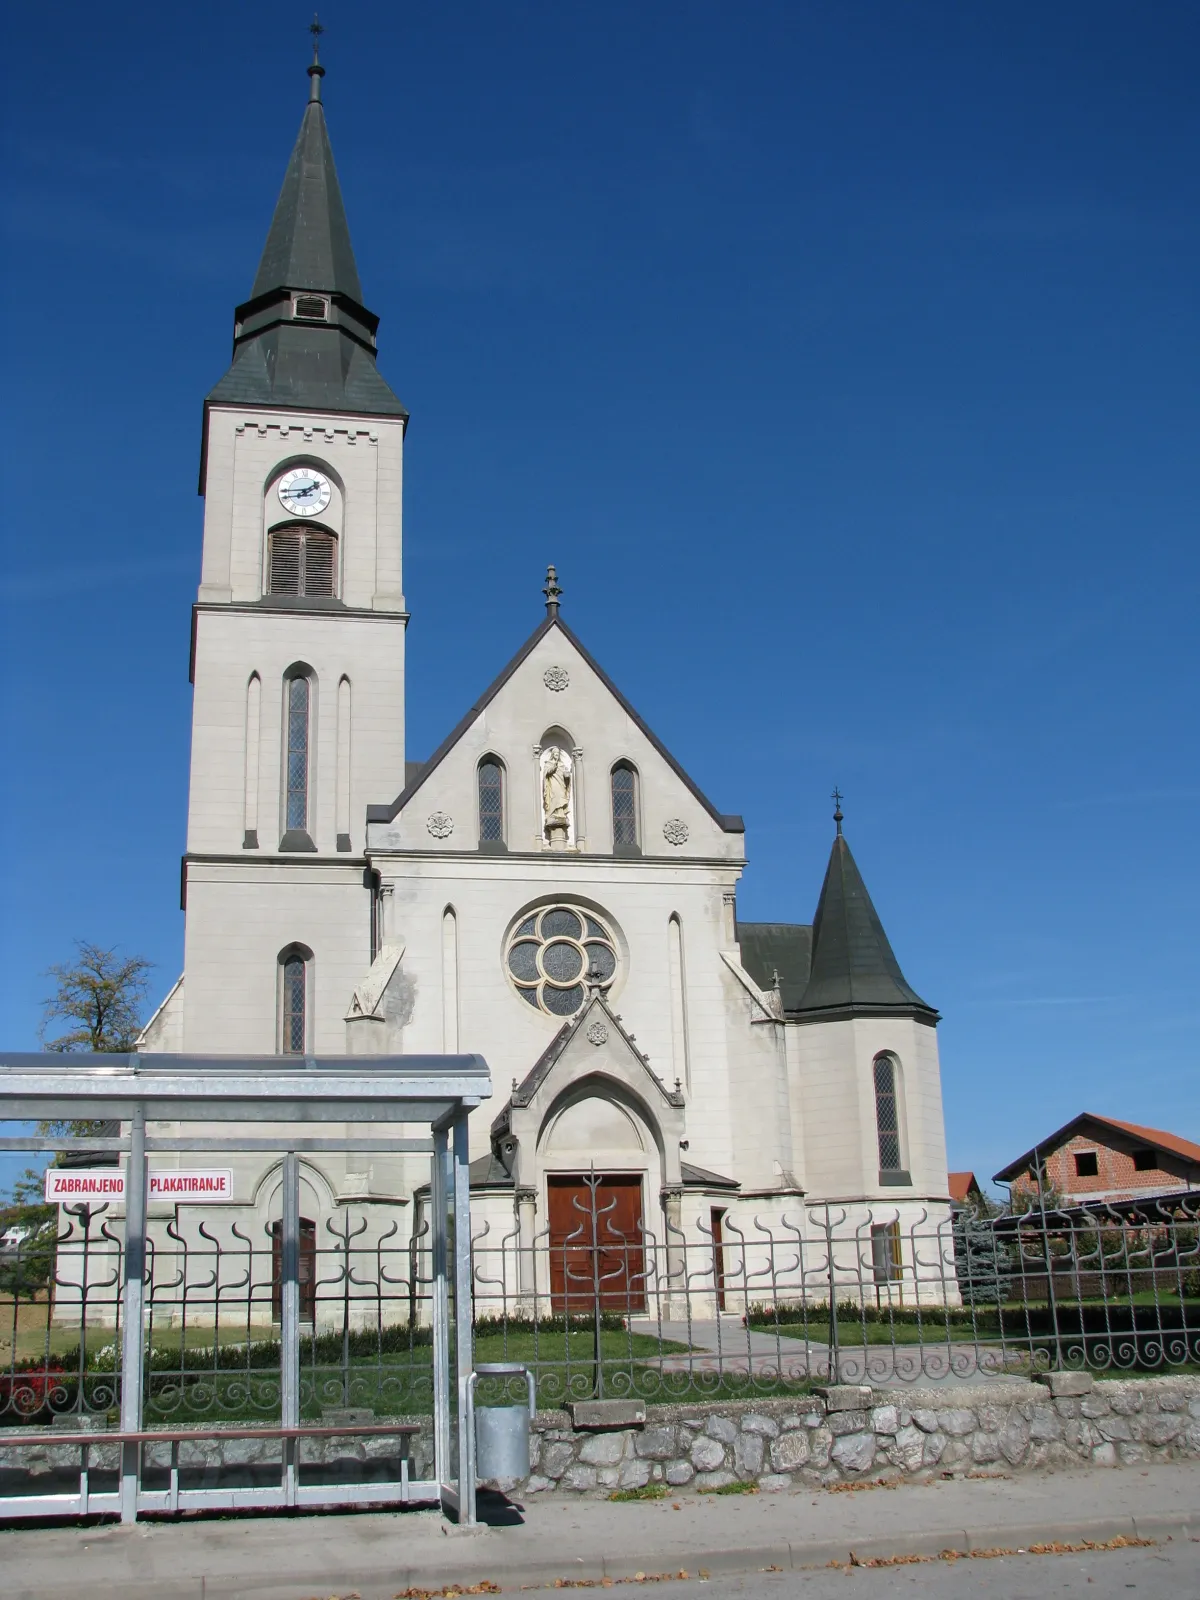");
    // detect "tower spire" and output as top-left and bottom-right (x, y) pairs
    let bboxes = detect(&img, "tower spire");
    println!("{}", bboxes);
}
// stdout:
(308, 14), (325, 102)
(543, 564), (563, 617)
(832, 786), (844, 836)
